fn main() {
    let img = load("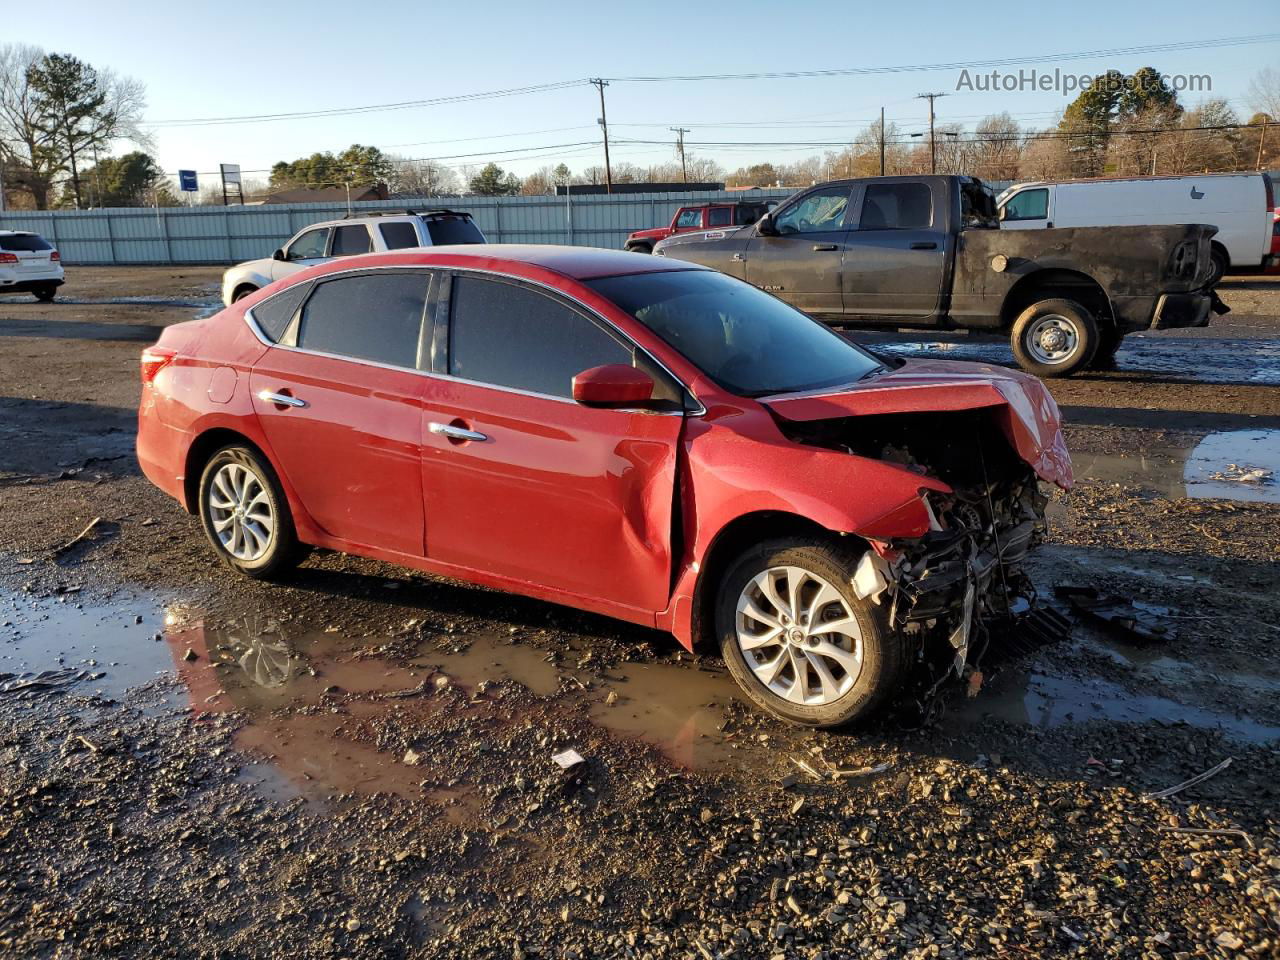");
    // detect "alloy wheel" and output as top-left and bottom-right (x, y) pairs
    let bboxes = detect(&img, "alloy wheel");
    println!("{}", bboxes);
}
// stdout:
(207, 461), (275, 562)
(734, 565), (863, 706)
